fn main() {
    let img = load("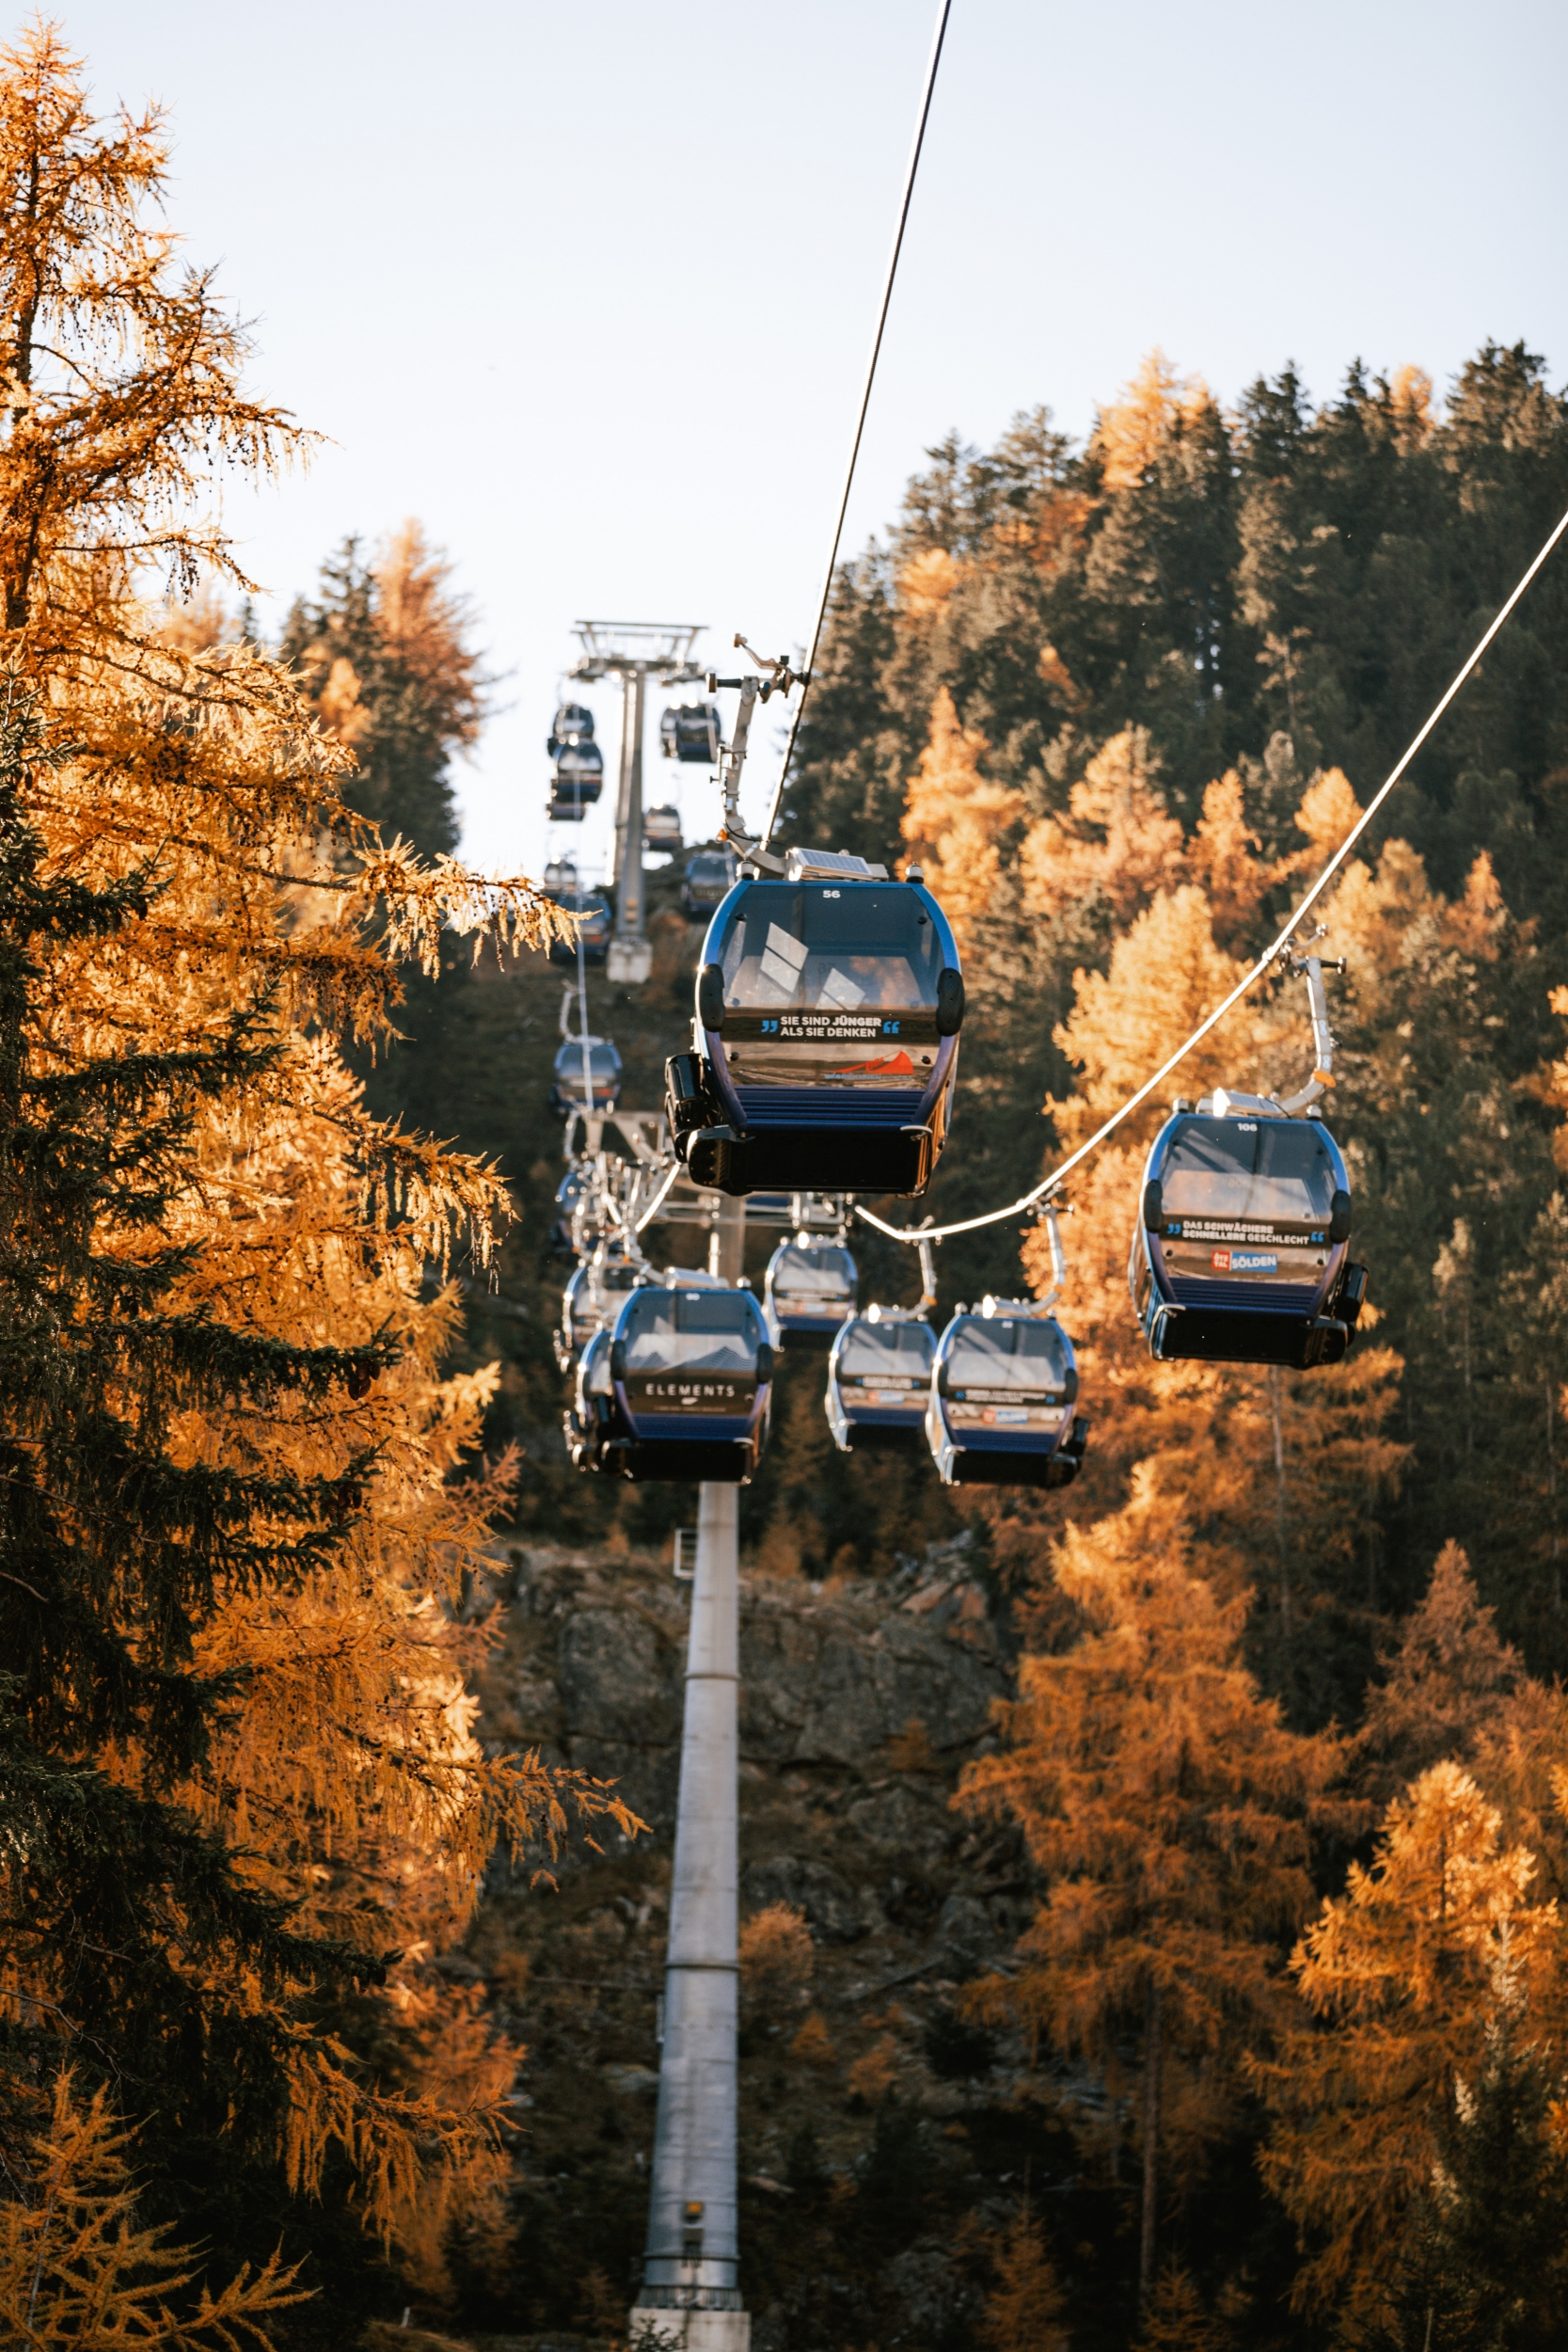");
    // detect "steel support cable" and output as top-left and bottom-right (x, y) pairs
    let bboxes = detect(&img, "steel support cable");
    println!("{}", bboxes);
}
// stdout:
(633, 1160), (682, 1235)
(759, 0), (954, 853)
(856, 498), (1568, 1248)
